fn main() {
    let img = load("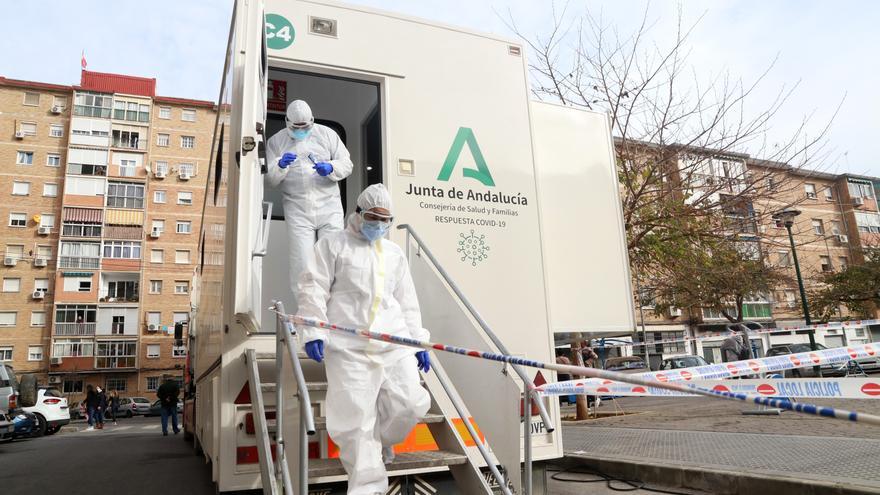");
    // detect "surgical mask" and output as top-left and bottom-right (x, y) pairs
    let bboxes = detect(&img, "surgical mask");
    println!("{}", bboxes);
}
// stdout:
(289, 128), (311, 140)
(360, 221), (390, 242)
